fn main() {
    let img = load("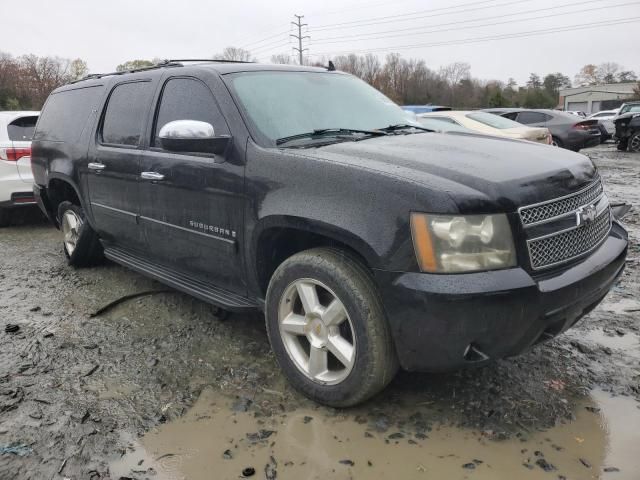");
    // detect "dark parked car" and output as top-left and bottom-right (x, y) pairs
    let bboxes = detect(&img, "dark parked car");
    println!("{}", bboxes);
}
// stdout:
(484, 108), (601, 152)
(613, 102), (640, 152)
(31, 61), (627, 406)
